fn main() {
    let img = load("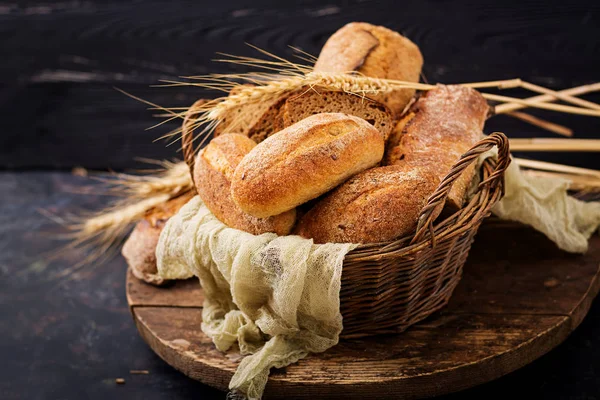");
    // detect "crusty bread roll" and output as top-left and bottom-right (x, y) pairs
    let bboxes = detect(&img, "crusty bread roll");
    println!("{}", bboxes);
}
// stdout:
(314, 22), (423, 117)
(194, 133), (296, 235)
(385, 85), (489, 209)
(122, 192), (193, 285)
(231, 113), (385, 218)
(295, 164), (440, 244)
